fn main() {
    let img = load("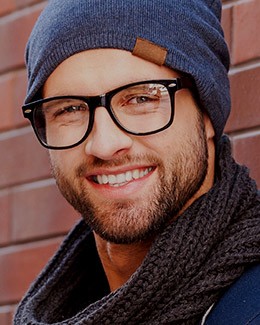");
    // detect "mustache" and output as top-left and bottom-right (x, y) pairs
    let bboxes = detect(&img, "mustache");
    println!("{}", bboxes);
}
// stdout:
(75, 154), (162, 177)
